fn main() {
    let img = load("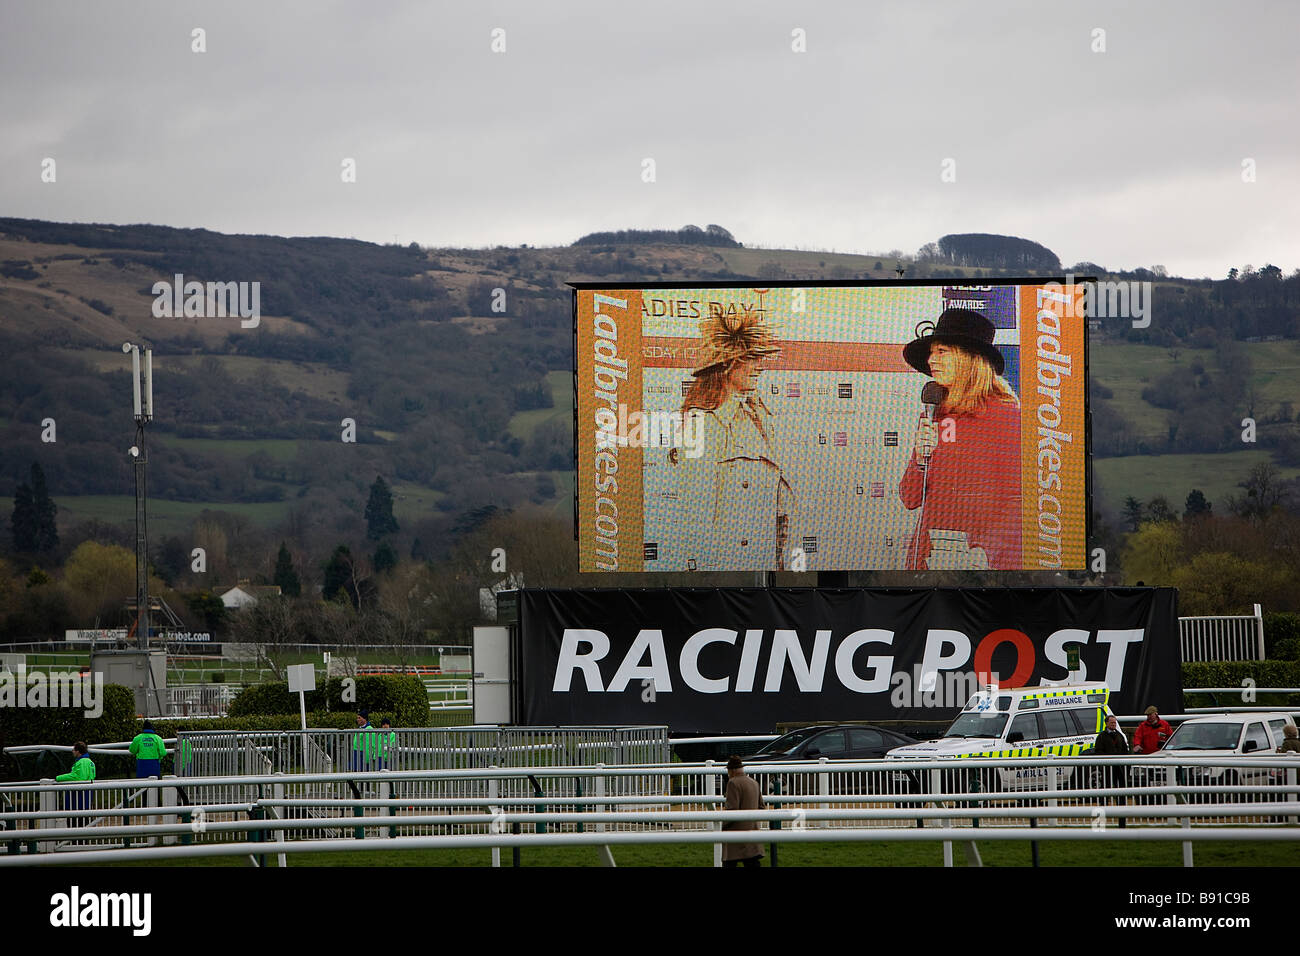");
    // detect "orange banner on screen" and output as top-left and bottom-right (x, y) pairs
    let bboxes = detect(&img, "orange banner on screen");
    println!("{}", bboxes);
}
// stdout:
(577, 290), (645, 572)
(1019, 283), (1087, 570)
(642, 338), (915, 373)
